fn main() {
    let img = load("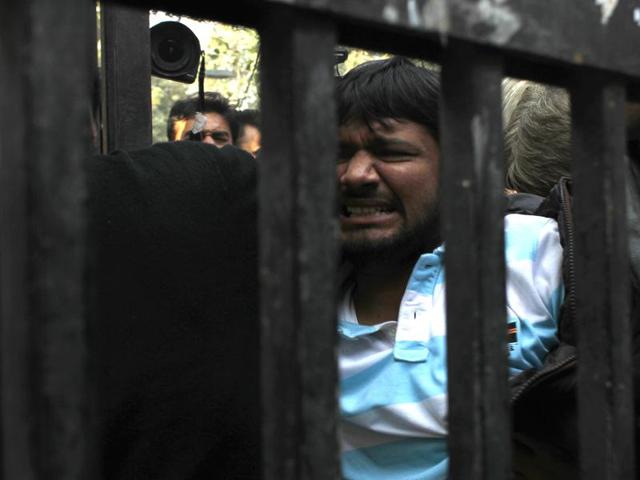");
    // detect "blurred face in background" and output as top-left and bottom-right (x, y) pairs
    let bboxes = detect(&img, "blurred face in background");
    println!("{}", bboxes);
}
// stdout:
(173, 112), (232, 147)
(237, 124), (262, 157)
